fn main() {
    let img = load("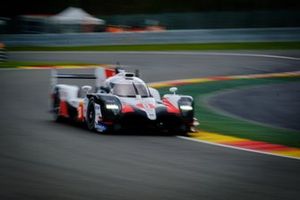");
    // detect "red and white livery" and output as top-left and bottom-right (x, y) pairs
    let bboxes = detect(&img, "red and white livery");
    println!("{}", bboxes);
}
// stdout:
(51, 67), (198, 134)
